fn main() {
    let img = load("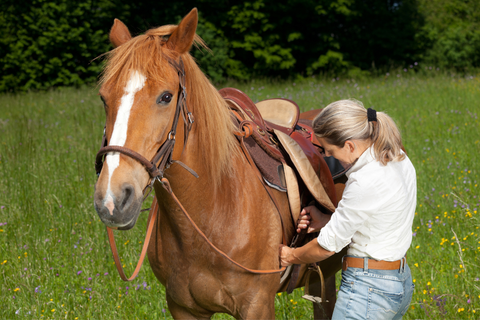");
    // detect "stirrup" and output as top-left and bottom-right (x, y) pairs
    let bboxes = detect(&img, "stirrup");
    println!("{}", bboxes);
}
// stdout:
(302, 264), (328, 304)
